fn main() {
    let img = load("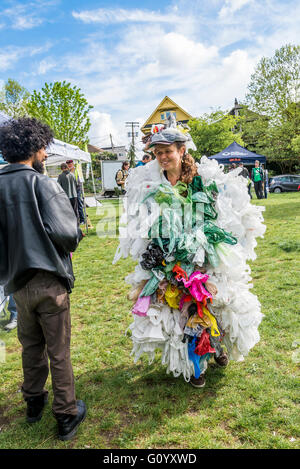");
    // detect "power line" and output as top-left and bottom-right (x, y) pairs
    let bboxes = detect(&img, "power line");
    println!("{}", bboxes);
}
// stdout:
(125, 121), (139, 166)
